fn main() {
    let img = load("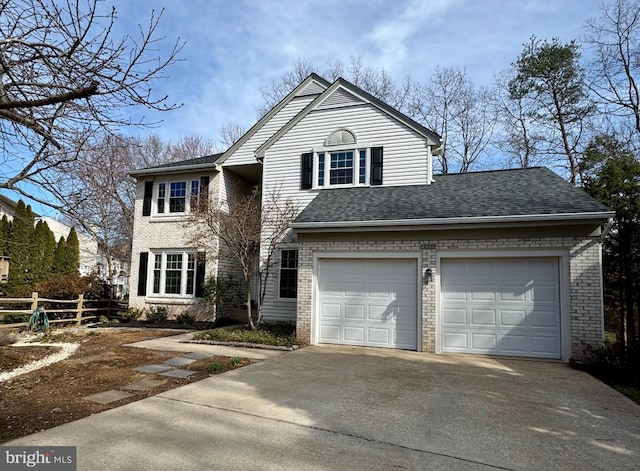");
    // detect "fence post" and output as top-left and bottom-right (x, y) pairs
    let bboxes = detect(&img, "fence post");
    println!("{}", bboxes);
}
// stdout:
(76, 294), (84, 326)
(31, 292), (38, 311)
